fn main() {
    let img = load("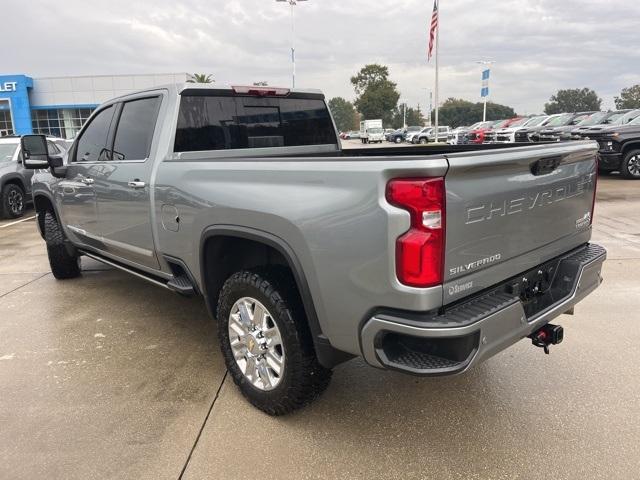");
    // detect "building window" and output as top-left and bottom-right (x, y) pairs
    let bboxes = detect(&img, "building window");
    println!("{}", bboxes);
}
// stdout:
(0, 100), (14, 136)
(31, 108), (95, 139)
